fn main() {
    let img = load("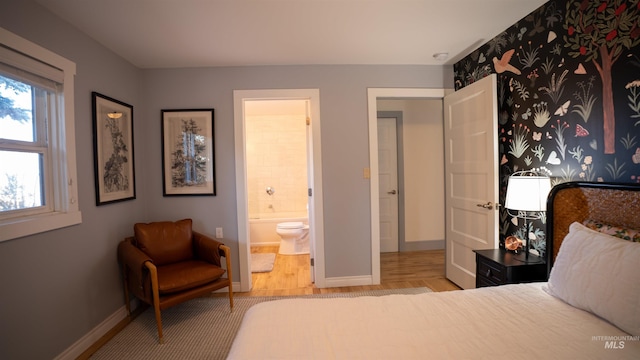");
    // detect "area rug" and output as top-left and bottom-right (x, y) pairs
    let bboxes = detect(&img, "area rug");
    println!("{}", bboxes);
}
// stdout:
(250, 253), (276, 273)
(90, 287), (432, 360)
